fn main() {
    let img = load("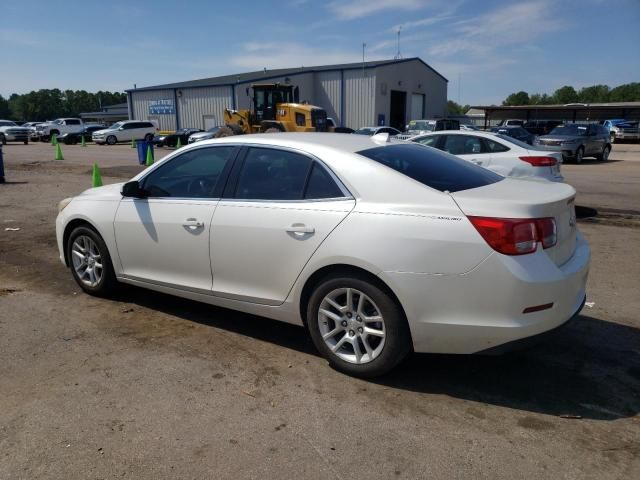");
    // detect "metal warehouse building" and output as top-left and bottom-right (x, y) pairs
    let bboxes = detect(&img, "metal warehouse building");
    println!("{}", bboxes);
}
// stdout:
(126, 57), (447, 132)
